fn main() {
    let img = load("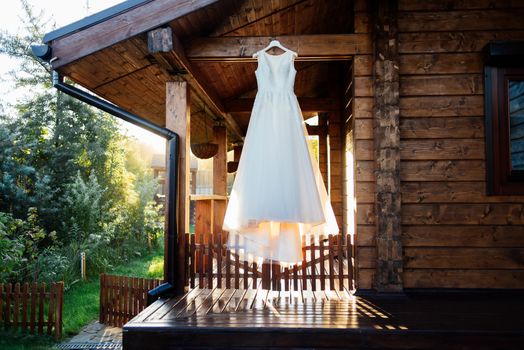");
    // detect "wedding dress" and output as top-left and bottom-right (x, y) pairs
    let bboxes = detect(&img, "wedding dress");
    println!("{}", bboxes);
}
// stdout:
(222, 48), (339, 264)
